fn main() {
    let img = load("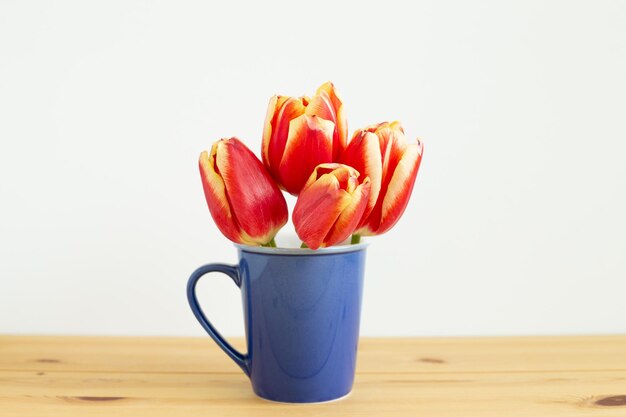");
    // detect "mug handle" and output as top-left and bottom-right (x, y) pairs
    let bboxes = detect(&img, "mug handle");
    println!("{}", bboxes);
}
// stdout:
(186, 263), (250, 376)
